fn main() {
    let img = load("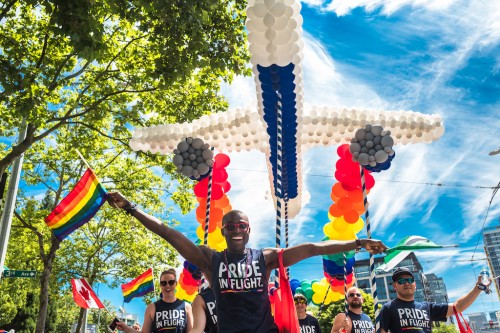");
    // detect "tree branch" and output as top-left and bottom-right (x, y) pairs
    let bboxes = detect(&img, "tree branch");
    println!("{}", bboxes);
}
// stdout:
(0, 0), (17, 22)
(13, 210), (46, 260)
